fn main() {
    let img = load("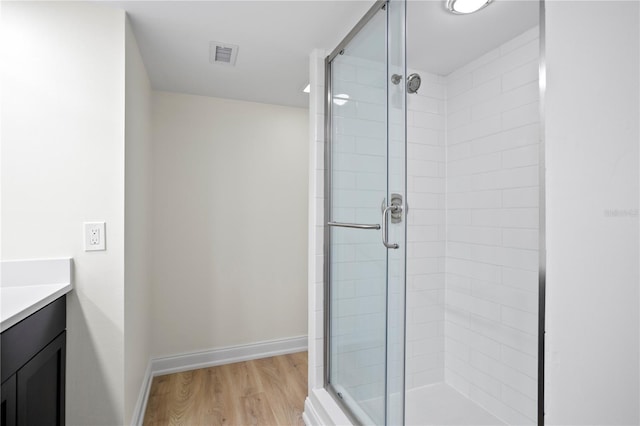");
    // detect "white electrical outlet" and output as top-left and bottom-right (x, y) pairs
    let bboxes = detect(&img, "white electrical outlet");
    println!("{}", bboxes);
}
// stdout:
(84, 222), (106, 251)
